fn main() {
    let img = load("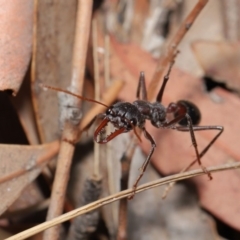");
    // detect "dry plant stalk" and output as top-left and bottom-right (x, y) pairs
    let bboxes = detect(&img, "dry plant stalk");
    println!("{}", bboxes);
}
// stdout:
(6, 161), (240, 240)
(93, 18), (101, 179)
(148, 0), (209, 100)
(146, 0), (209, 198)
(117, 141), (137, 240)
(43, 1), (93, 239)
